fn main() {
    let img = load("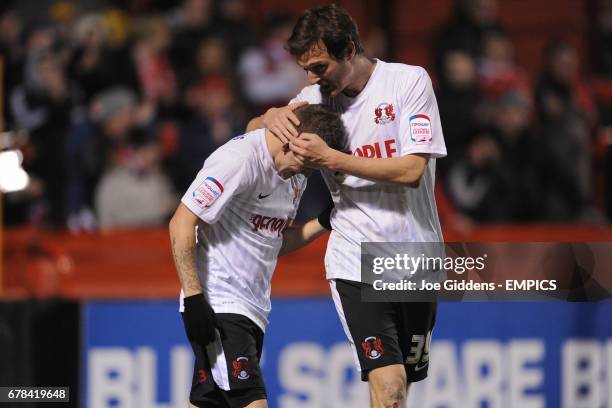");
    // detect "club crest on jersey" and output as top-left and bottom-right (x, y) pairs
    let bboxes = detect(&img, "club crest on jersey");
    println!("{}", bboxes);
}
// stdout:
(409, 114), (432, 145)
(232, 357), (252, 380)
(362, 336), (384, 360)
(192, 176), (224, 208)
(374, 103), (396, 124)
